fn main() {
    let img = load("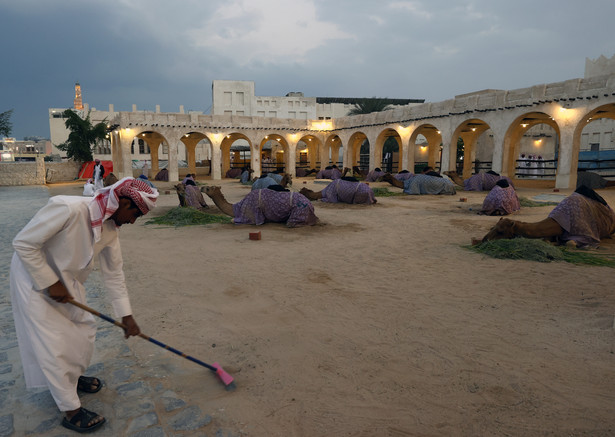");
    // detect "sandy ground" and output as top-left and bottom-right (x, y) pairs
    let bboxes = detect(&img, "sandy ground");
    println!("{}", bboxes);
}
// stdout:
(49, 178), (615, 436)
